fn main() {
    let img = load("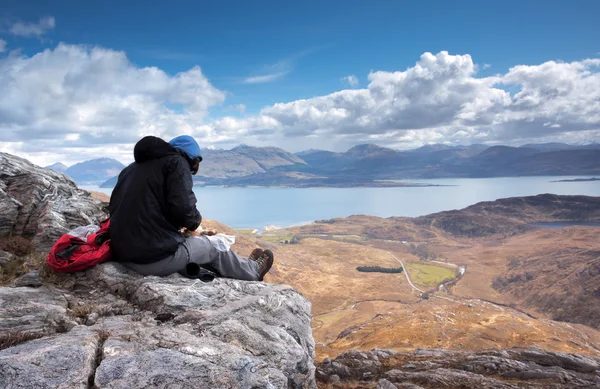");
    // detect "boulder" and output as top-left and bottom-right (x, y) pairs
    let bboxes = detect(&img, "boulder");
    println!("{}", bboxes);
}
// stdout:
(0, 251), (13, 267)
(0, 152), (106, 250)
(0, 326), (99, 389)
(0, 263), (317, 388)
(0, 285), (75, 334)
(316, 348), (600, 389)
